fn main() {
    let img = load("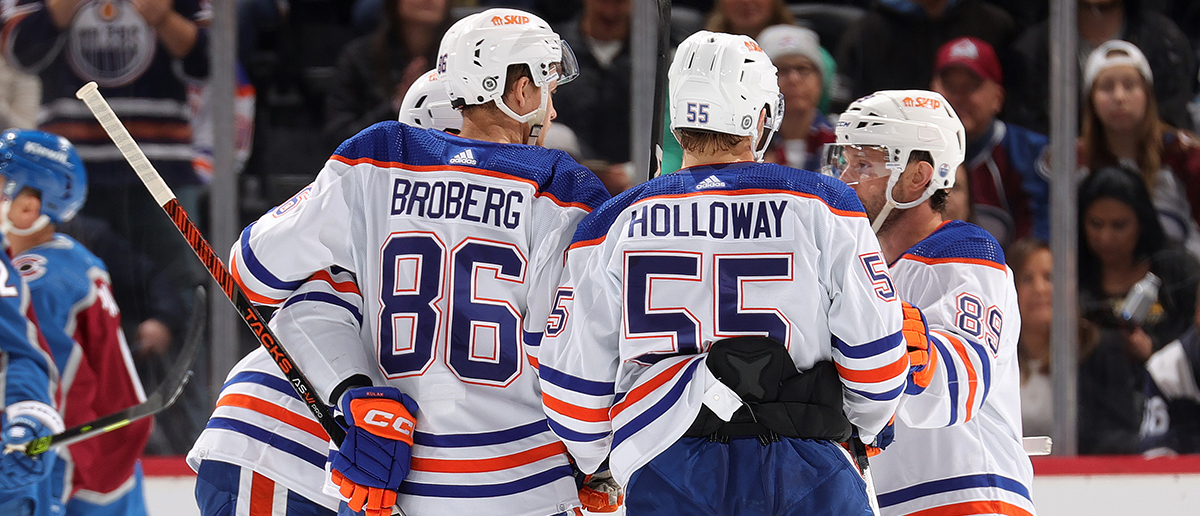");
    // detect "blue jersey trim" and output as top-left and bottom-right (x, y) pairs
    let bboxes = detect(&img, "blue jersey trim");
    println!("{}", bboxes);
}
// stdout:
(539, 366), (616, 396)
(964, 337), (993, 408)
(846, 383), (904, 402)
(240, 222), (305, 292)
(397, 465), (572, 498)
(612, 359), (704, 449)
(223, 371), (300, 401)
(833, 332), (905, 359)
(903, 220), (1006, 269)
(206, 418), (327, 468)
(547, 419), (610, 443)
(877, 473), (1032, 507)
(412, 420), (550, 448)
(931, 338), (959, 426)
(522, 331), (542, 348)
(281, 291), (363, 325)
